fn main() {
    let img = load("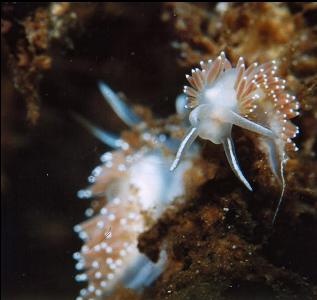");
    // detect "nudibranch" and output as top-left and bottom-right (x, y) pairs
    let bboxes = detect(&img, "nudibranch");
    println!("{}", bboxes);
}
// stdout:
(73, 82), (197, 299)
(171, 52), (300, 223)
